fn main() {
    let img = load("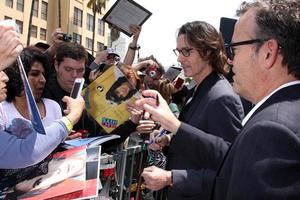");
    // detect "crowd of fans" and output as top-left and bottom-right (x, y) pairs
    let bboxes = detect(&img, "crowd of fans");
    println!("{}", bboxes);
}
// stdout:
(0, 0), (299, 199)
